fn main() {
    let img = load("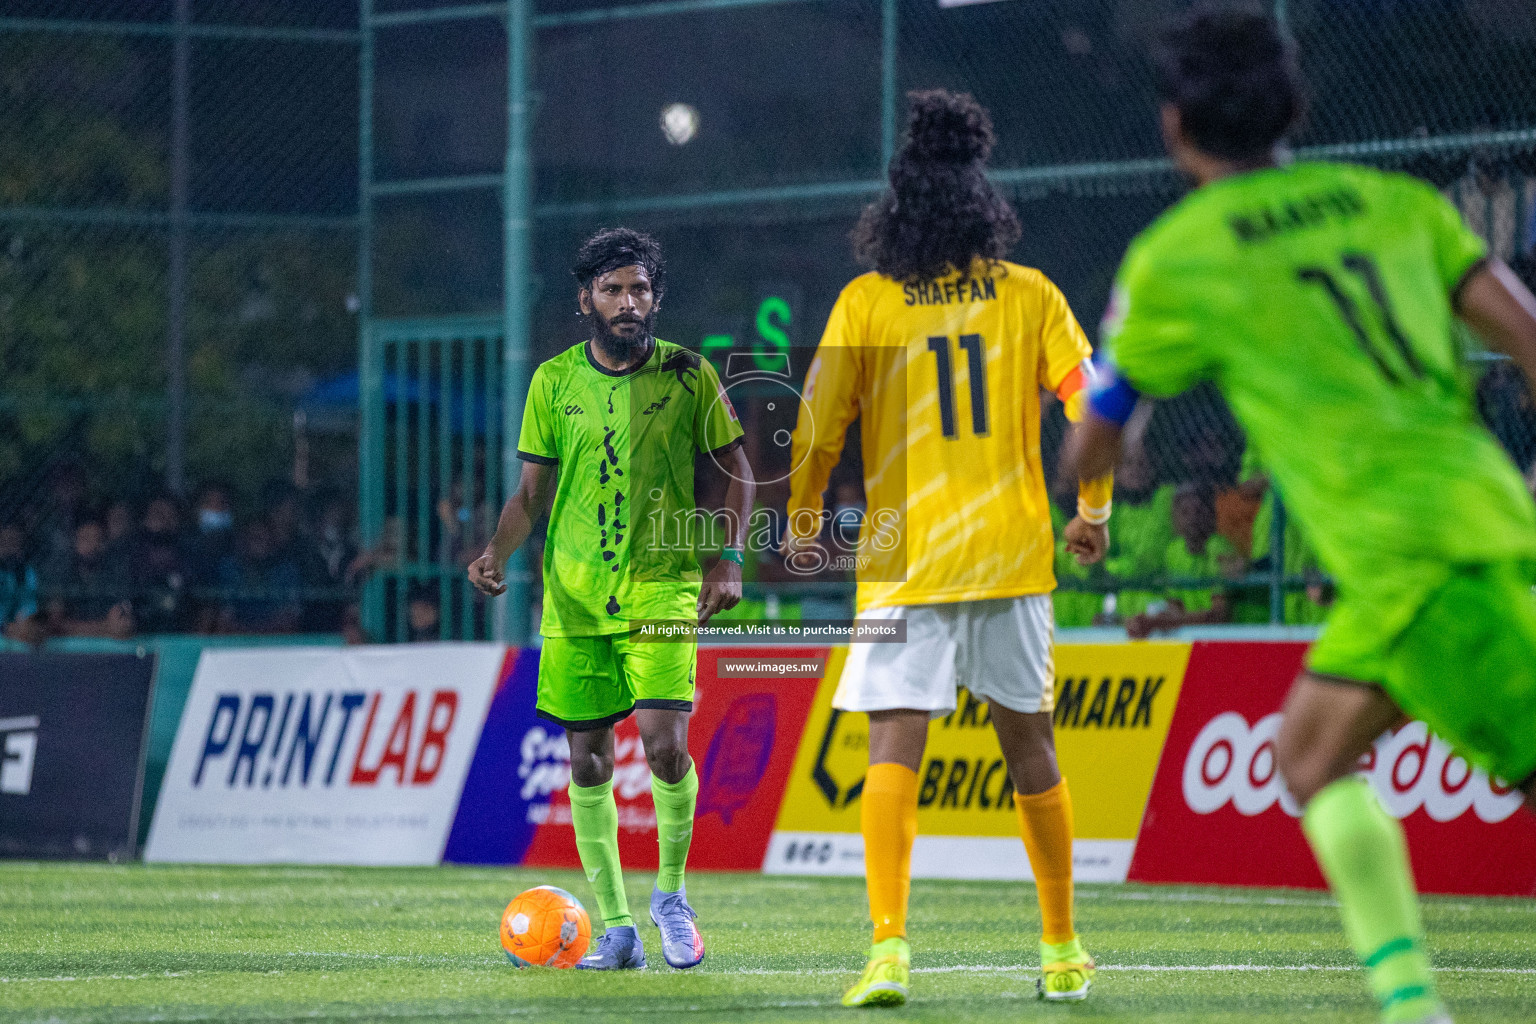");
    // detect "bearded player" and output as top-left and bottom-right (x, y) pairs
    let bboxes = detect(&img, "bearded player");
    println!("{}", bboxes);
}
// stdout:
(786, 90), (1112, 1006)
(1066, 9), (1536, 1024)
(470, 228), (754, 970)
